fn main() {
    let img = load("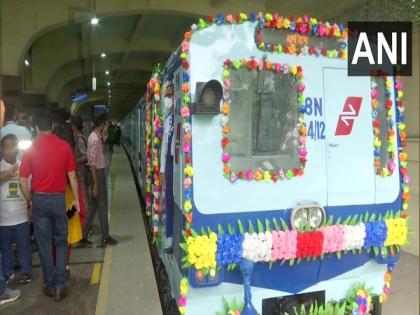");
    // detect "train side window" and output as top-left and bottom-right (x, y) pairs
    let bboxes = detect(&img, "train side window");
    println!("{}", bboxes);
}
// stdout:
(228, 67), (299, 171)
(373, 77), (391, 168)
